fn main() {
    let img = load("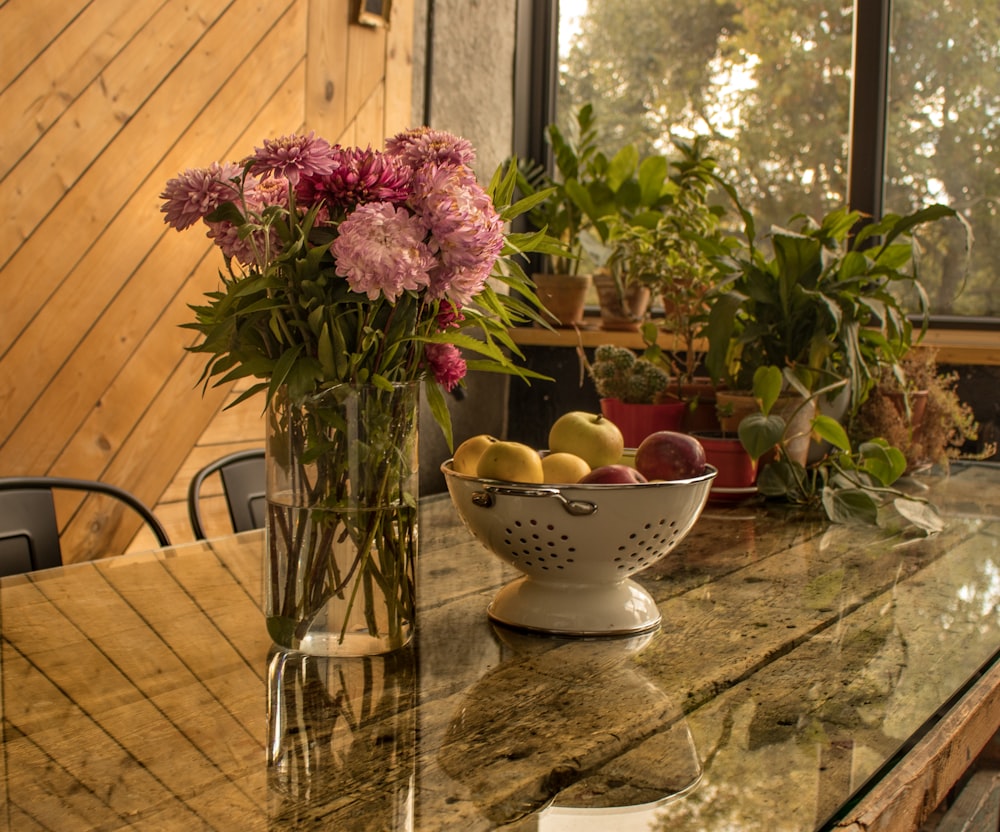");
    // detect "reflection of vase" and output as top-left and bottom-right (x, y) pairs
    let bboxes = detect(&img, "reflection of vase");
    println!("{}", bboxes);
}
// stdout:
(593, 271), (651, 331)
(533, 273), (591, 327)
(600, 397), (687, 447)
(265, 382), (419, 656)
(267, 647), (416, 827)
